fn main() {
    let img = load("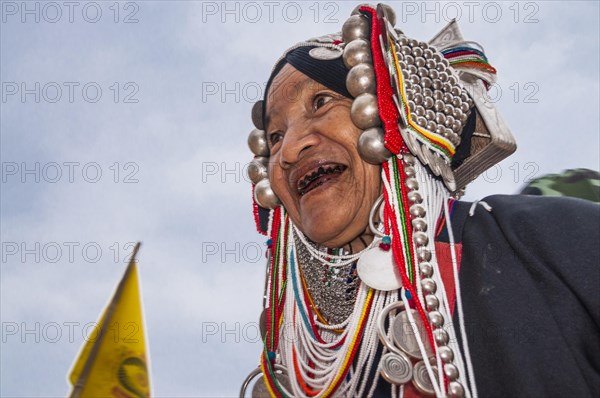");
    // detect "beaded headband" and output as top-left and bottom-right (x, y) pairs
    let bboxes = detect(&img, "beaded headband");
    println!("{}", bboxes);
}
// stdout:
(247, 3), (516, 234)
